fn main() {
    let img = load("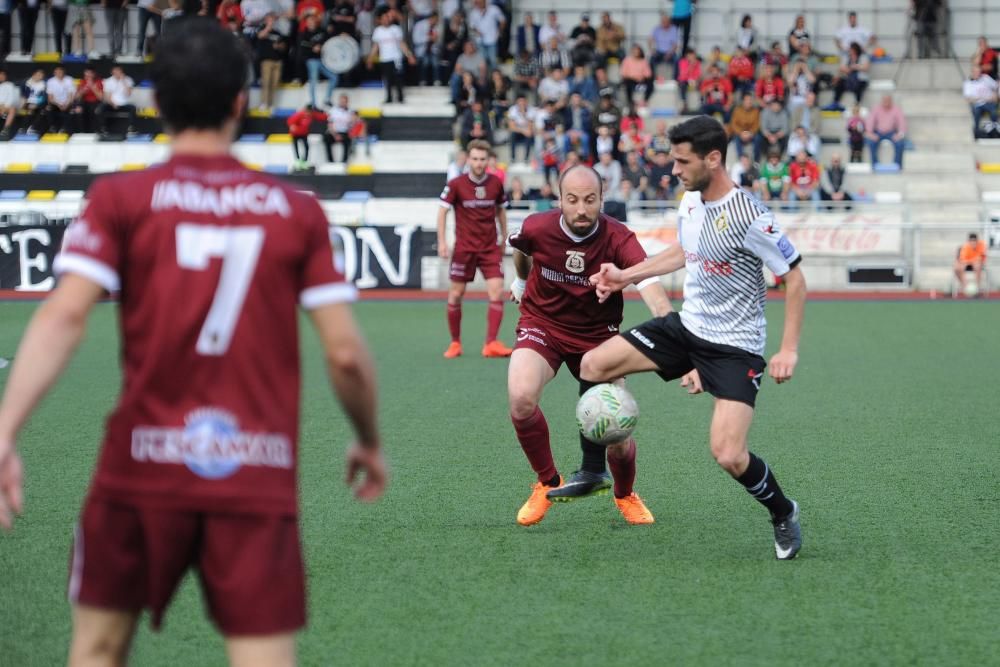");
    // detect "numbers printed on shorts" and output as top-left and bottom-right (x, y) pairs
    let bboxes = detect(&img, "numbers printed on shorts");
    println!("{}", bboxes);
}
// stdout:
(176, 223), (264, 356)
